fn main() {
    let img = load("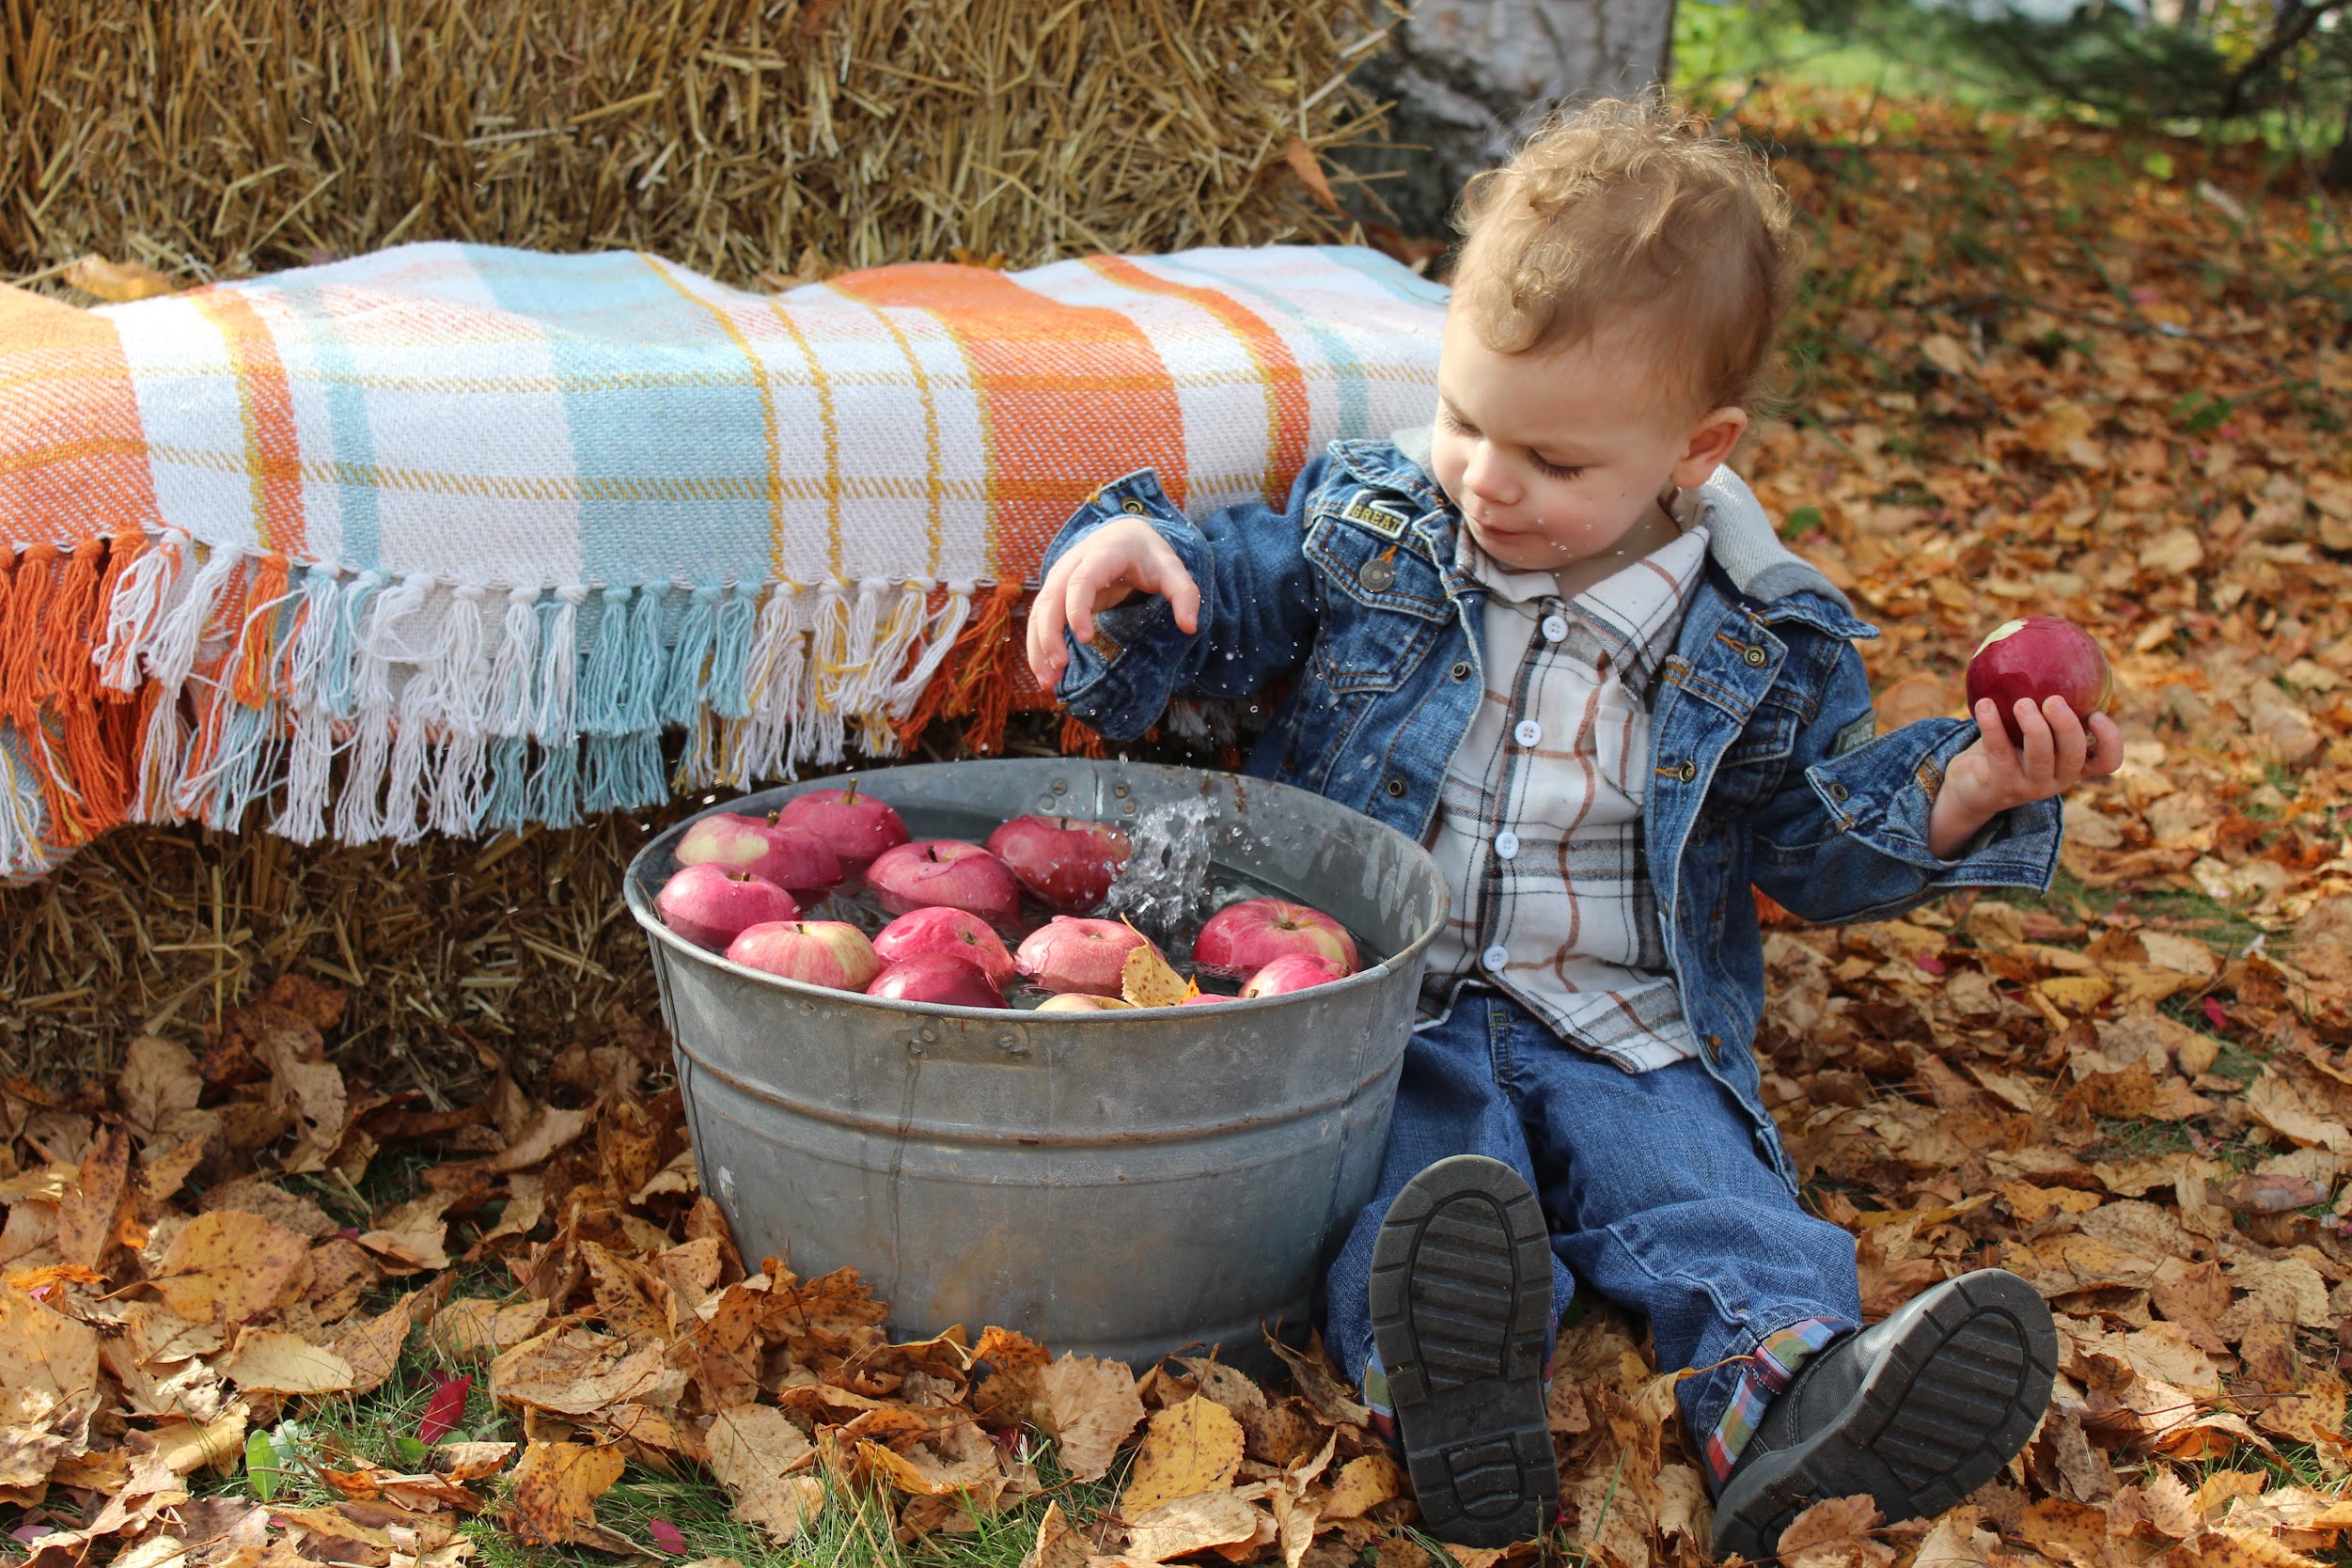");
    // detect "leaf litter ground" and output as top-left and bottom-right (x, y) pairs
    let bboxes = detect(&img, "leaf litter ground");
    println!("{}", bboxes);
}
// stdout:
(6, 86), (2352, 1568)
